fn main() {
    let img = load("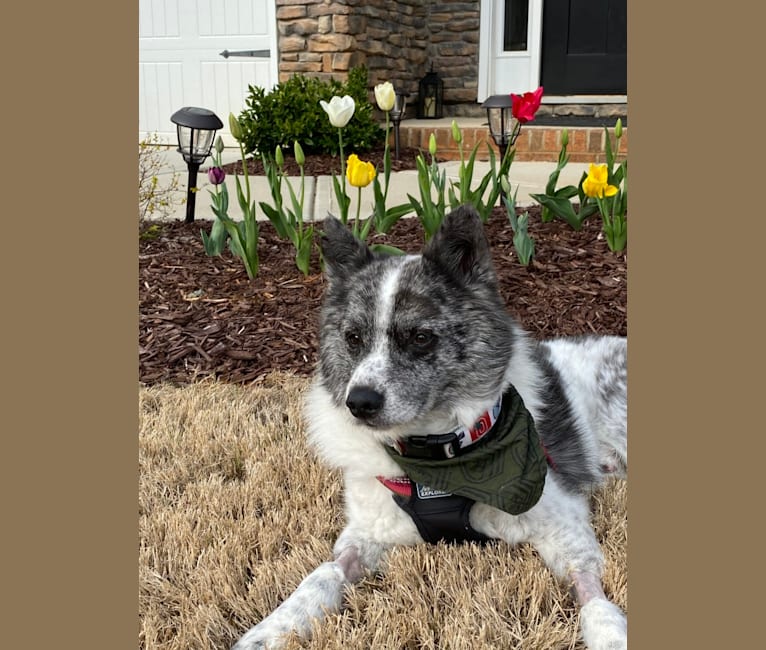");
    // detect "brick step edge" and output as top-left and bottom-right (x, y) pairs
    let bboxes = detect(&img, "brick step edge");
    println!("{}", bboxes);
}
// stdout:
(396, 124), (628, 163)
